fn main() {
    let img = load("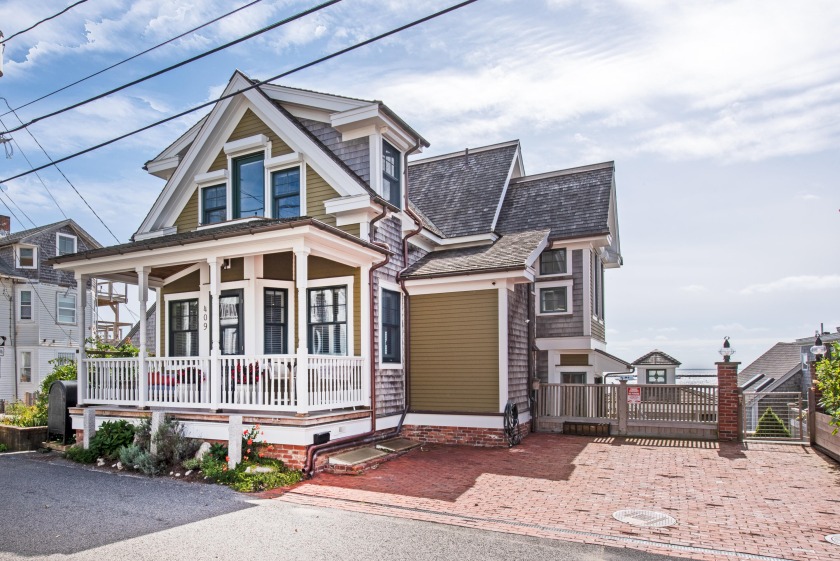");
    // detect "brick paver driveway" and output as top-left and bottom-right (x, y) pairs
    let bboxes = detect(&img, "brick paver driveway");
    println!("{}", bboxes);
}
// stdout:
(276, 434), (840, 561)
